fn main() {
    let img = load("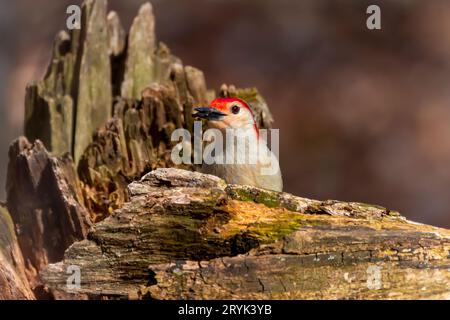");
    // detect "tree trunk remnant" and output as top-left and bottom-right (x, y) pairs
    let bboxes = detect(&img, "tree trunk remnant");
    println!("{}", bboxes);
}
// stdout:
(6, 138), (91, 288)
(121, 3), (156, 100)
(22, 0), (272, 223)
(72, 0), (113, 164)
(10, 0), (273, 295)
